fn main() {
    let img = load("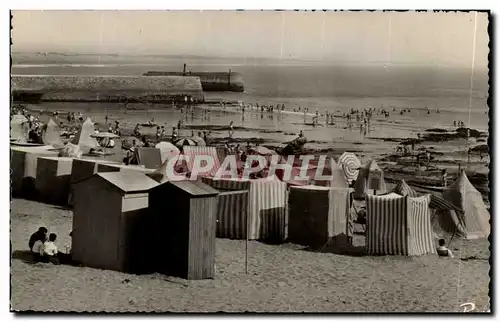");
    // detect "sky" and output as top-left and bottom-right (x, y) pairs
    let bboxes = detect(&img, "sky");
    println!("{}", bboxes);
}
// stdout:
(11, 10), (489, 68)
